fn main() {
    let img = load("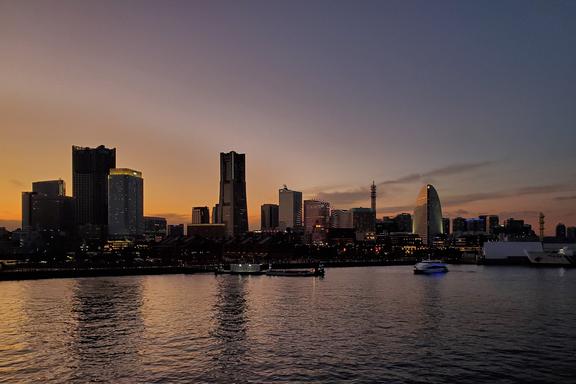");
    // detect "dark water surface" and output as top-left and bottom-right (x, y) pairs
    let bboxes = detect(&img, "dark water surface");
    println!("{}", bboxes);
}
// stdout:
(1, 266), (575, 383)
